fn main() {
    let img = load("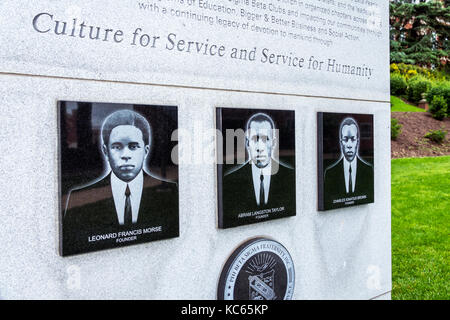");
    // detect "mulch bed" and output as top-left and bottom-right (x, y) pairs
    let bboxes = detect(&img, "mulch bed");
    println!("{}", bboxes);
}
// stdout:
(391, 112), (450, 159)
